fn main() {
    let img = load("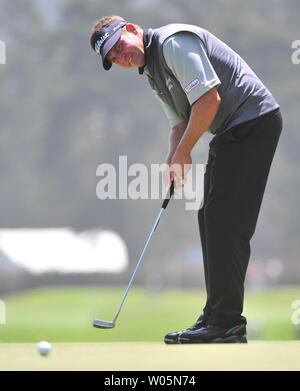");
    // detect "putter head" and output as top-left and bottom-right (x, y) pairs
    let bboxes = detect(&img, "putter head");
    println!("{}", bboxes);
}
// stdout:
(93, 319), (115, 329)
